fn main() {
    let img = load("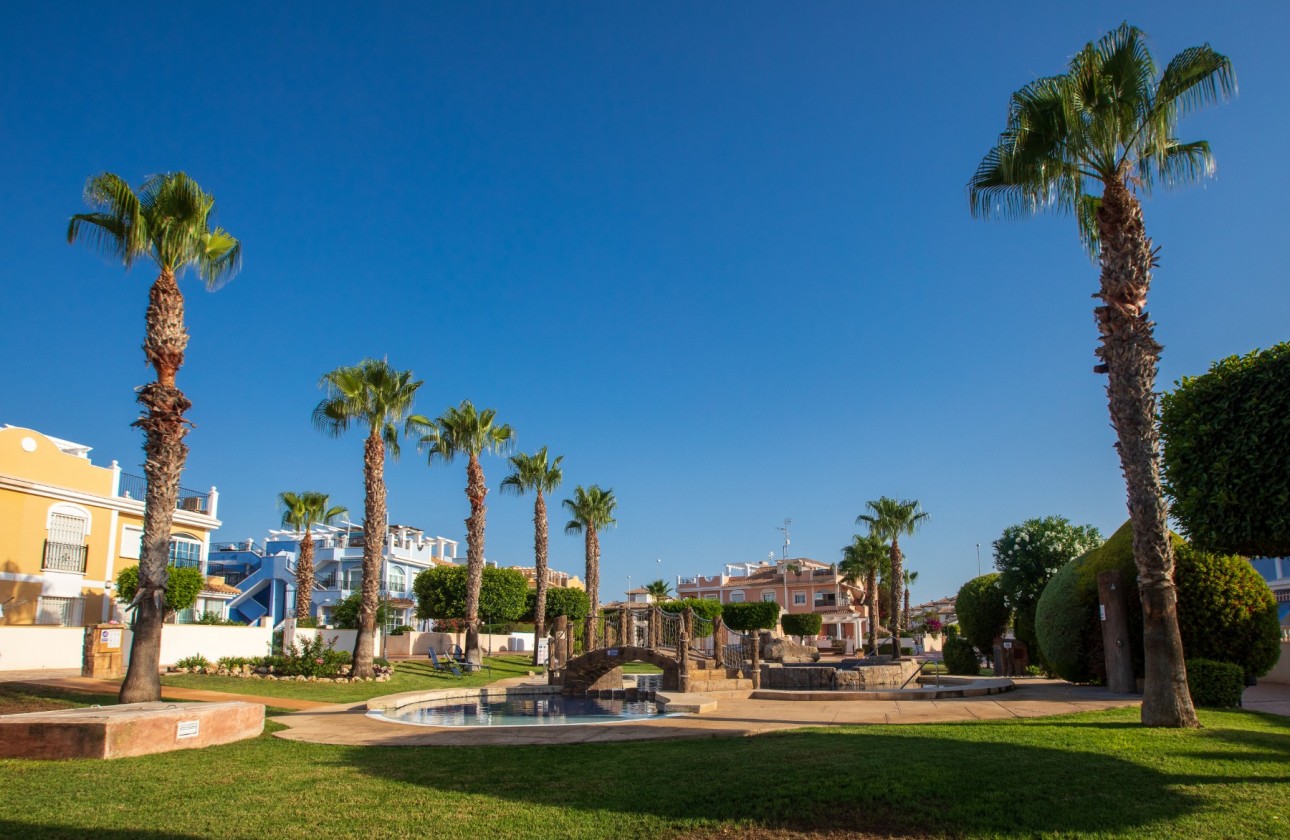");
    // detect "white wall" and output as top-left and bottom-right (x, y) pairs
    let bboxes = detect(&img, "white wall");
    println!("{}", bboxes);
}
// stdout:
(145, 624), (274, 666)
(0, 626), (85, 670)
(383, 630), (535, 657)
(1263, 642), (1290, 685)
(287, 627), (382, 658)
